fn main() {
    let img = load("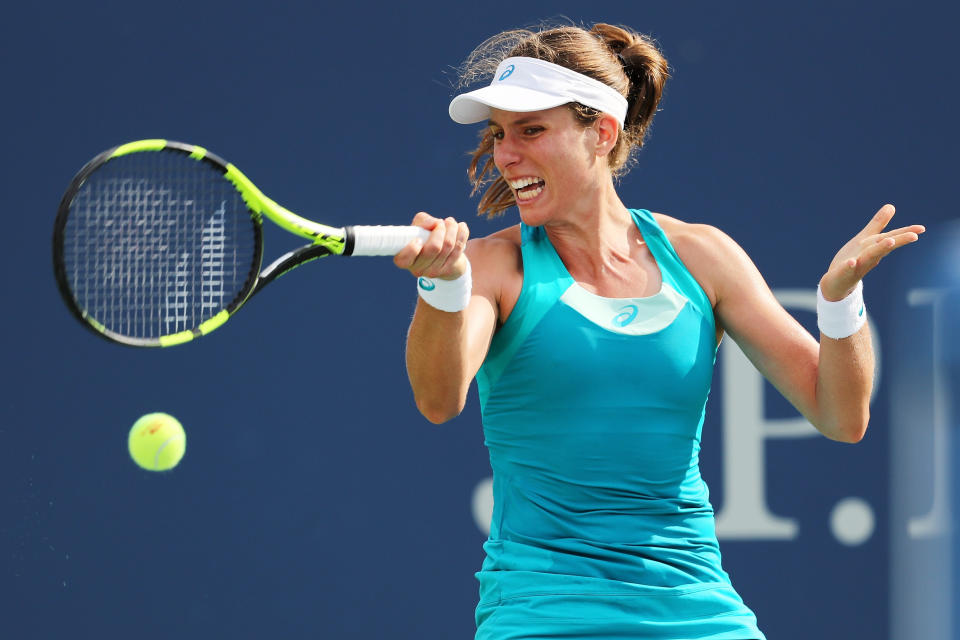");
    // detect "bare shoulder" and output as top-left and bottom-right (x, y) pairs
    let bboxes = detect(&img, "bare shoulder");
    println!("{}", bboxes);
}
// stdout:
(651, 212), (751, 307)
(465, 224), (523, 322)
(652, 212), (736, 255)
(466, 224), (521, 269)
